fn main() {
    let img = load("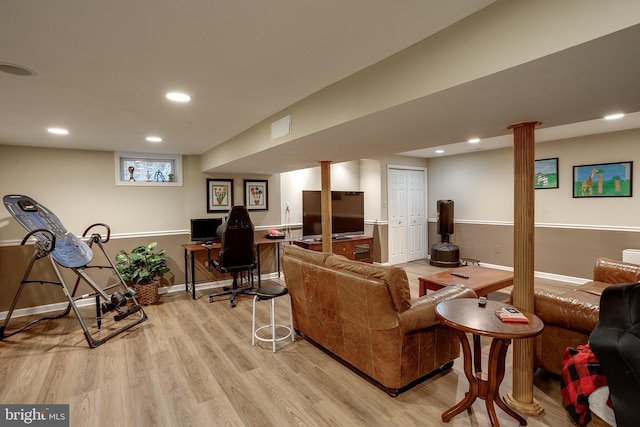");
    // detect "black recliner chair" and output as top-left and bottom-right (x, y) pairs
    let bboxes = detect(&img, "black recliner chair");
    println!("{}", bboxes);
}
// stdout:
(590, 282), (640, 427)
(207, 206), (256, 307)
